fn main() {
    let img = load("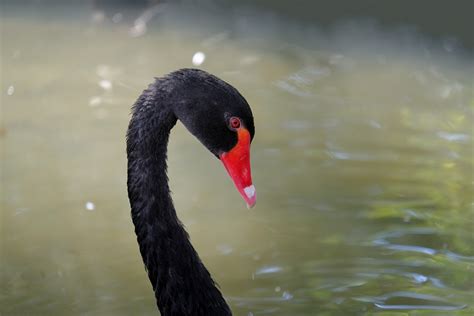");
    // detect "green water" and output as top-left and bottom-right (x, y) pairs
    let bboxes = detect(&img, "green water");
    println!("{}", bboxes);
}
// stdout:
(1, 3), (473, 315)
